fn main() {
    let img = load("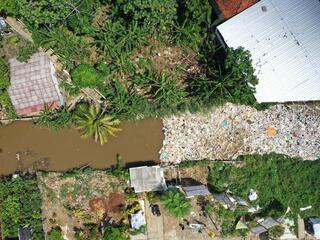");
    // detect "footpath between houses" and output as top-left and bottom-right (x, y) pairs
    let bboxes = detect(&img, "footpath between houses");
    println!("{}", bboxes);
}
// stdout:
(160, 103), (320, 163)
